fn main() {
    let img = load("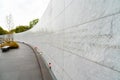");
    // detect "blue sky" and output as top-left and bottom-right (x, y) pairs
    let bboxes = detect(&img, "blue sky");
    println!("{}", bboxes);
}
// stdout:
(0, 0), (50, 30)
